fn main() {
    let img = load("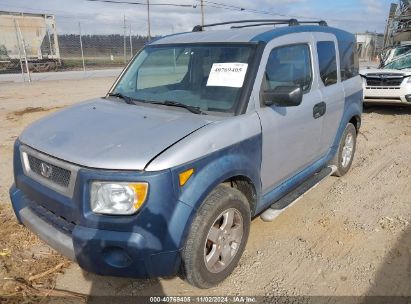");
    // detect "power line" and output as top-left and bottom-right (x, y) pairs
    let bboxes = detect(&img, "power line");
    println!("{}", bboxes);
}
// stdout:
(202, 3), (243, 12)
(198, 0), (319, 20)
(86, 0), (195, 8)
(0, 3), (147, 27)
(199, 0), (358, 24)
(86, 0), (197, 38)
